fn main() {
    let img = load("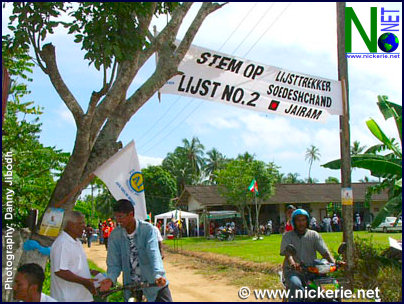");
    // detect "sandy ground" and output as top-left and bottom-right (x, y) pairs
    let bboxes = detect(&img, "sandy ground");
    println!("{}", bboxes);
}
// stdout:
(83, 242), (249, 302)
